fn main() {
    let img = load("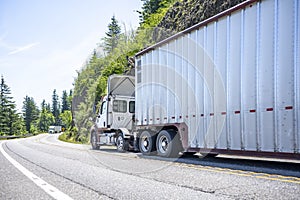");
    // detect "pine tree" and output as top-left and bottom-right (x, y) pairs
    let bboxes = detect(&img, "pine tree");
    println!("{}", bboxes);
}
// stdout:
(61, 90), (70, 113)
(22, 96), (39, 133)
(41, 99), (47, 111)
(0, 75), (19, 135)
(46, 103), (51, 113)
(51, 89), (60, 125)
(90, 49), (98, 64)
(103, 15), (121, 53)
(68, 89), (73, 109)
(38, 100), (55, 132)
(140, 0), (163, 22)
